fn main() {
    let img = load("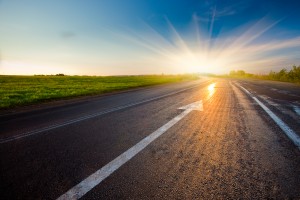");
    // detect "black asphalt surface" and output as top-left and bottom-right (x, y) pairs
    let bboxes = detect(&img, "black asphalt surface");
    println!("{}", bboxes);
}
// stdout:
(1, 78), (300, 199)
